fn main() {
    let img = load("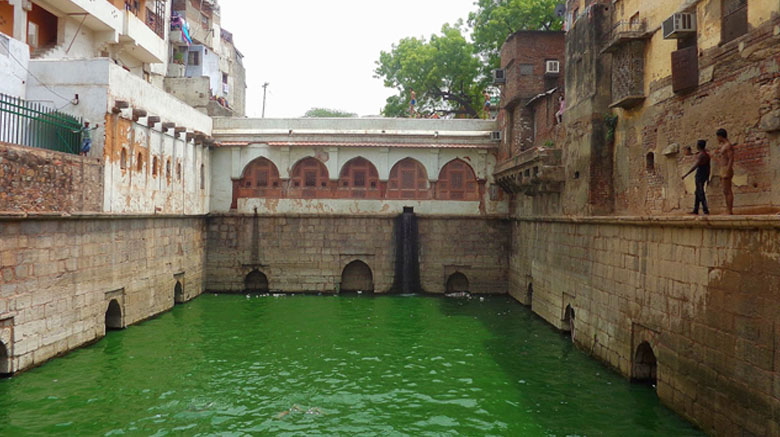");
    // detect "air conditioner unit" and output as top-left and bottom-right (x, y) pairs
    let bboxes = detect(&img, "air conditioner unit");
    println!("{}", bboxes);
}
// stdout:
(491, 131), (502, 141)
(663, 13), (696, 39)
(545, 60), (560, 74)
(493, 68), (506, 85)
